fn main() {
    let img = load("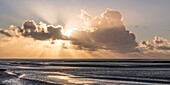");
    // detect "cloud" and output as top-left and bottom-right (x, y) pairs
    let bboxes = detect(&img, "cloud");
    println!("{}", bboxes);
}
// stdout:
(0, 8), (170, 58)
(0, 20), (70, 41)
(47, 25), (65, 40)
(0, 30), (12, 37)
(22, 20), (66, 40)
(72, 8), (138, 52)
(71, 30), (93, 42)
(80, 8), (123, 29)
(0, 9), (144, 53)
(137, 36), (170, 59)
(139, 36), (170, 51)
(23, 20), (37, 32)
(71, 40), (98, 51)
